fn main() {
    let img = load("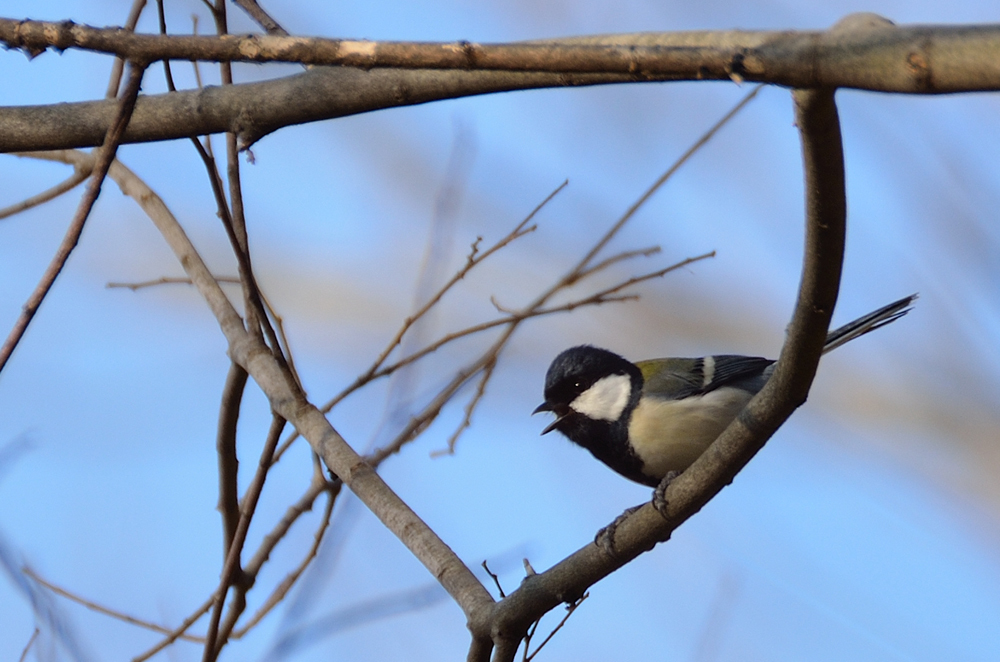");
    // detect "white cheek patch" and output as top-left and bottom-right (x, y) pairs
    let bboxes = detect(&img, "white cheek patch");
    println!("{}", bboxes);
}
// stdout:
(570, 373), (632, 422)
